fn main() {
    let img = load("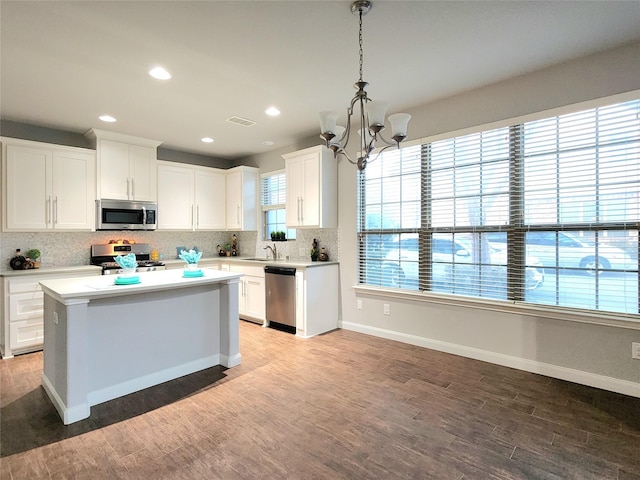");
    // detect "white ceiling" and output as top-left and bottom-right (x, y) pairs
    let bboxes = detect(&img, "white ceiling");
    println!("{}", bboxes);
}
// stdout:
(2, 1), (639, 160)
